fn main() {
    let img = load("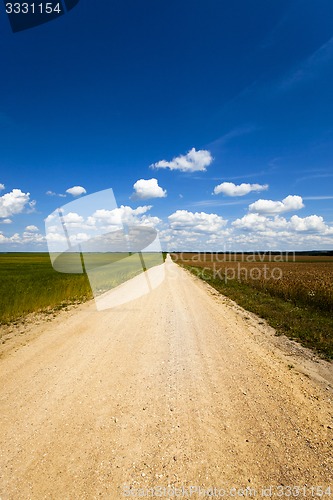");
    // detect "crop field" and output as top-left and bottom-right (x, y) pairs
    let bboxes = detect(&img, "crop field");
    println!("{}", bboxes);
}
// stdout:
(172, 252), (333, 359)
(0, 252), (166, 325)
